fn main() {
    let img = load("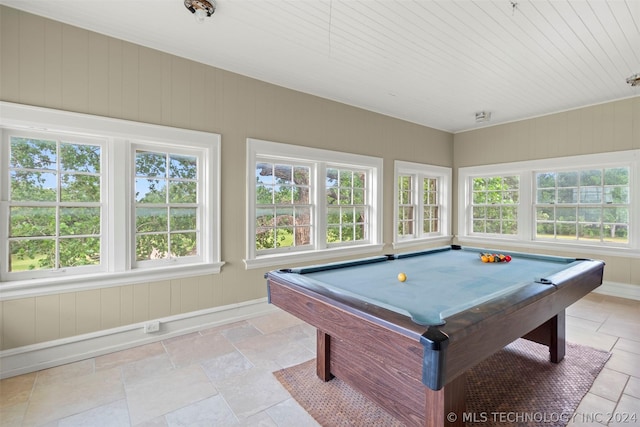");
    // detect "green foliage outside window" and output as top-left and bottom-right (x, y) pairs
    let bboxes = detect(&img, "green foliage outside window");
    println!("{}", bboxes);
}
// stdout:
(8, 137), (101, 272)
(535, 167), (629, 243)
